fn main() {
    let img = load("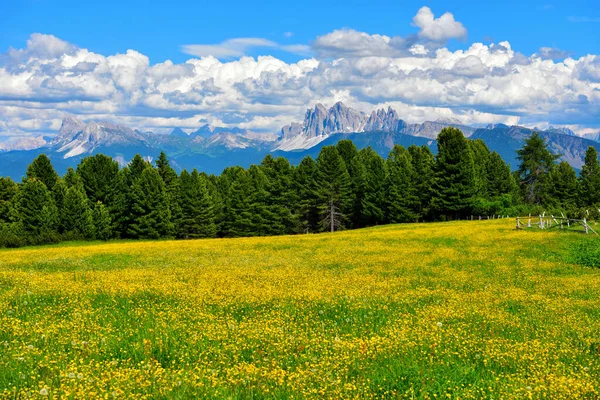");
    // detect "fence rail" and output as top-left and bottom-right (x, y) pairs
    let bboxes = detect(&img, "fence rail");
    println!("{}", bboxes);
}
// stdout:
(516, 213), (598, 235)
